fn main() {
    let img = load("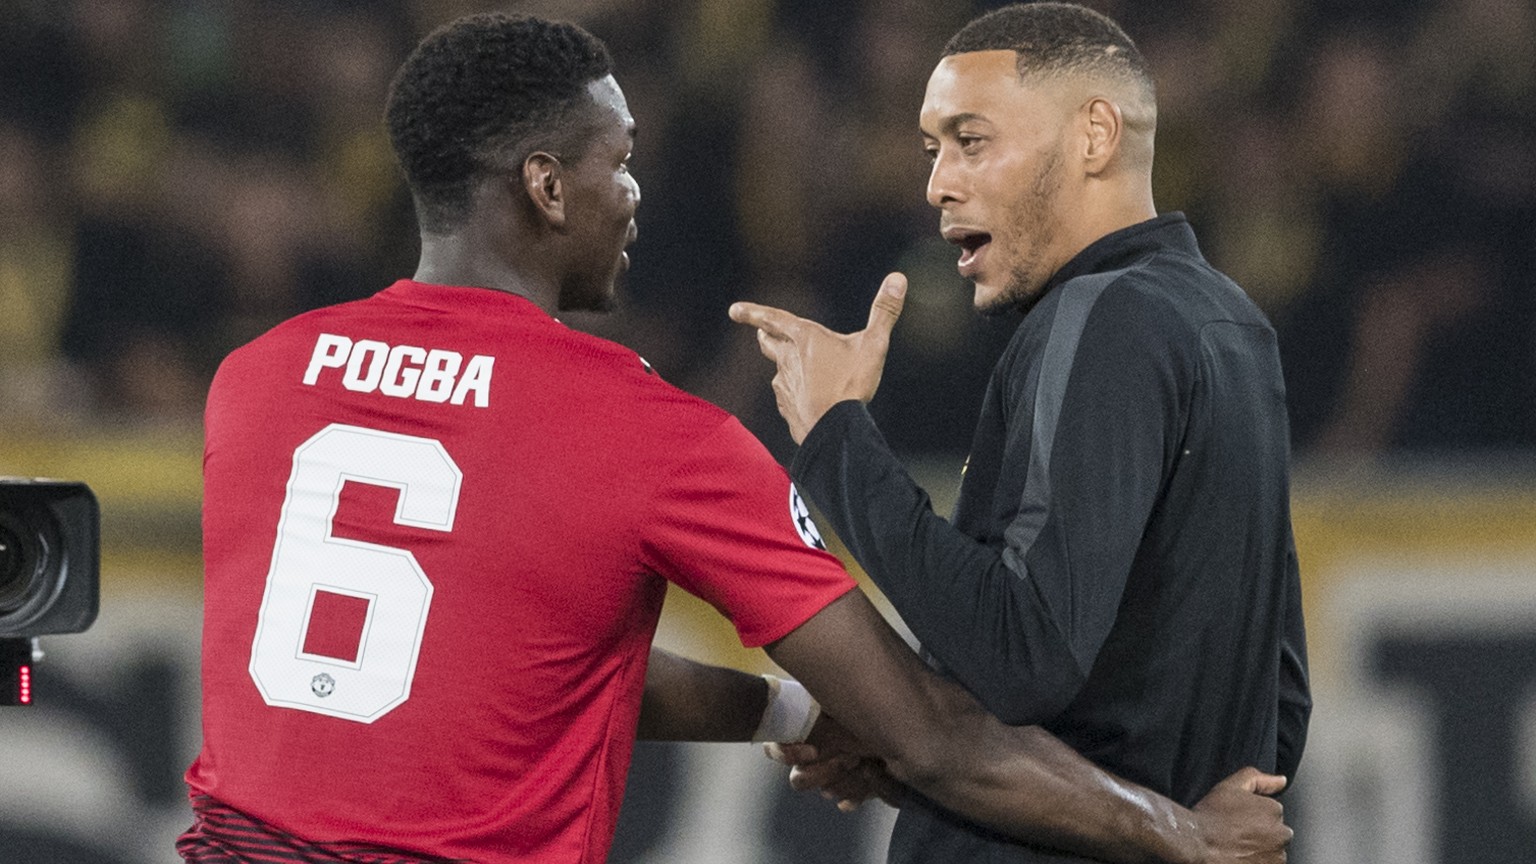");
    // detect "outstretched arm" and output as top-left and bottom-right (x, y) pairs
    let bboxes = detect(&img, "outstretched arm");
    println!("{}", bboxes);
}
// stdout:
(638, 647), (770, 741)
(762, 589), (1289, 864)
(637, 608), (1290, 863)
